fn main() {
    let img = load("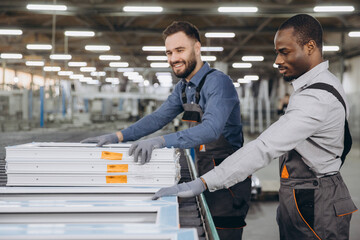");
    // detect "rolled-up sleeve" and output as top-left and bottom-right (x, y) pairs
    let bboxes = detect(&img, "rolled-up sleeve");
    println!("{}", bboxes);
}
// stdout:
(164, 73), (238, 149)
(202, 90), (330, 191)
